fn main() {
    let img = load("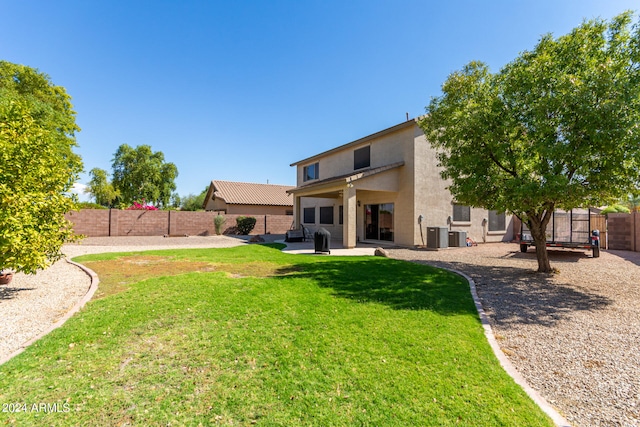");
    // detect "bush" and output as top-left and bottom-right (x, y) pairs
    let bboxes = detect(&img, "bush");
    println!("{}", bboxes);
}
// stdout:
(125, 201), (158, 210)
(601, 204), (631, 215)
(236, 216), (257, 235)
(214, 214), (226, 235)
(77, 202), (108, 210)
